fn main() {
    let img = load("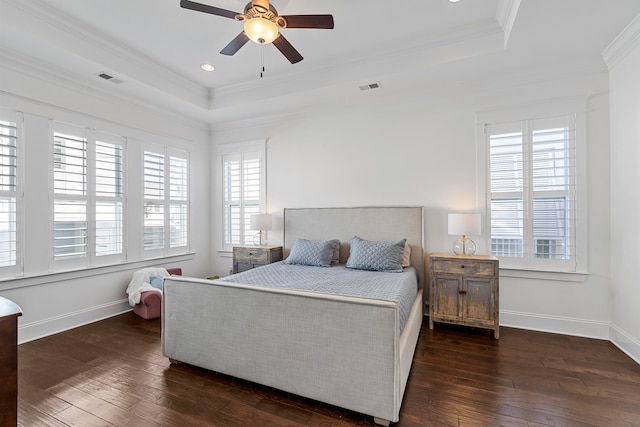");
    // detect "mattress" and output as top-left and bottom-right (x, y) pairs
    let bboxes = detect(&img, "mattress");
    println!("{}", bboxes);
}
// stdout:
(220, 262), (418, 332)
